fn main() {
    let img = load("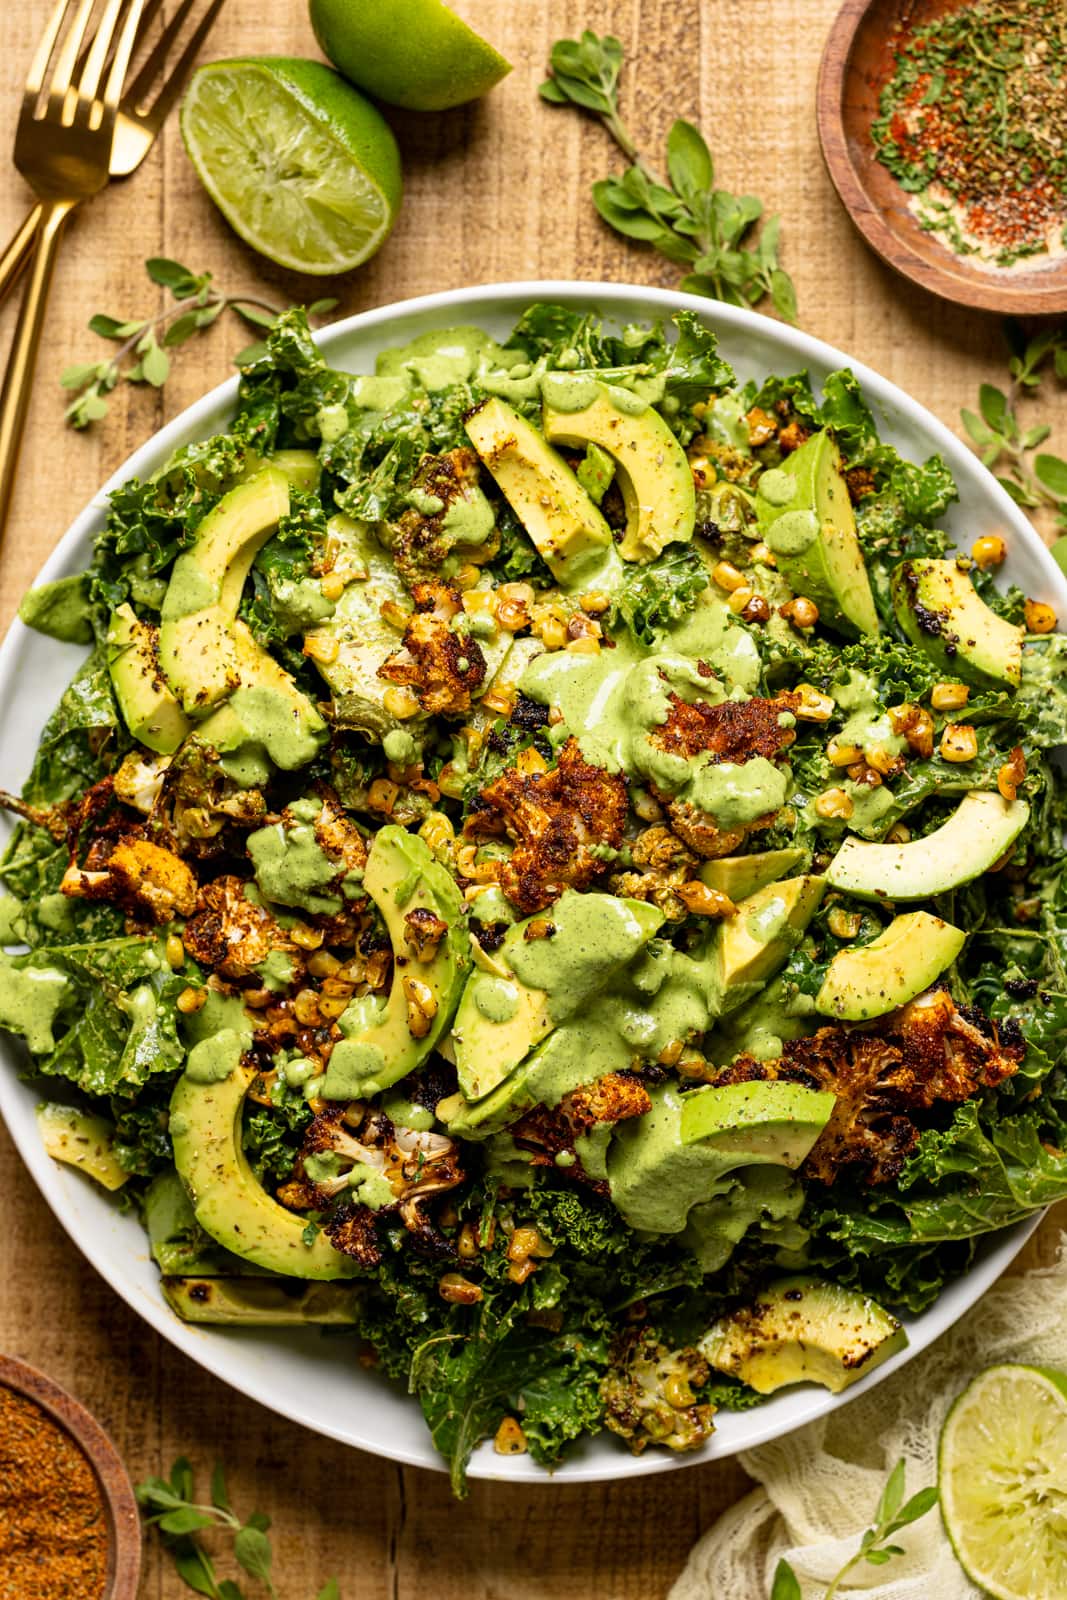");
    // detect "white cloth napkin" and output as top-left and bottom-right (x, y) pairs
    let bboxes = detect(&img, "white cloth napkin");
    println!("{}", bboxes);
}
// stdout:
(670, 1233), (1067, 1600)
